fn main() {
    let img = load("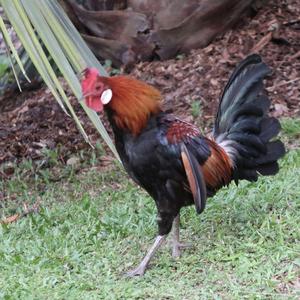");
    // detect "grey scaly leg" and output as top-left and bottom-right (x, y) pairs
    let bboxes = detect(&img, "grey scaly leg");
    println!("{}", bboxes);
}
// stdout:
(172, 214), (192, 258)
(126, 235), (167, 277)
